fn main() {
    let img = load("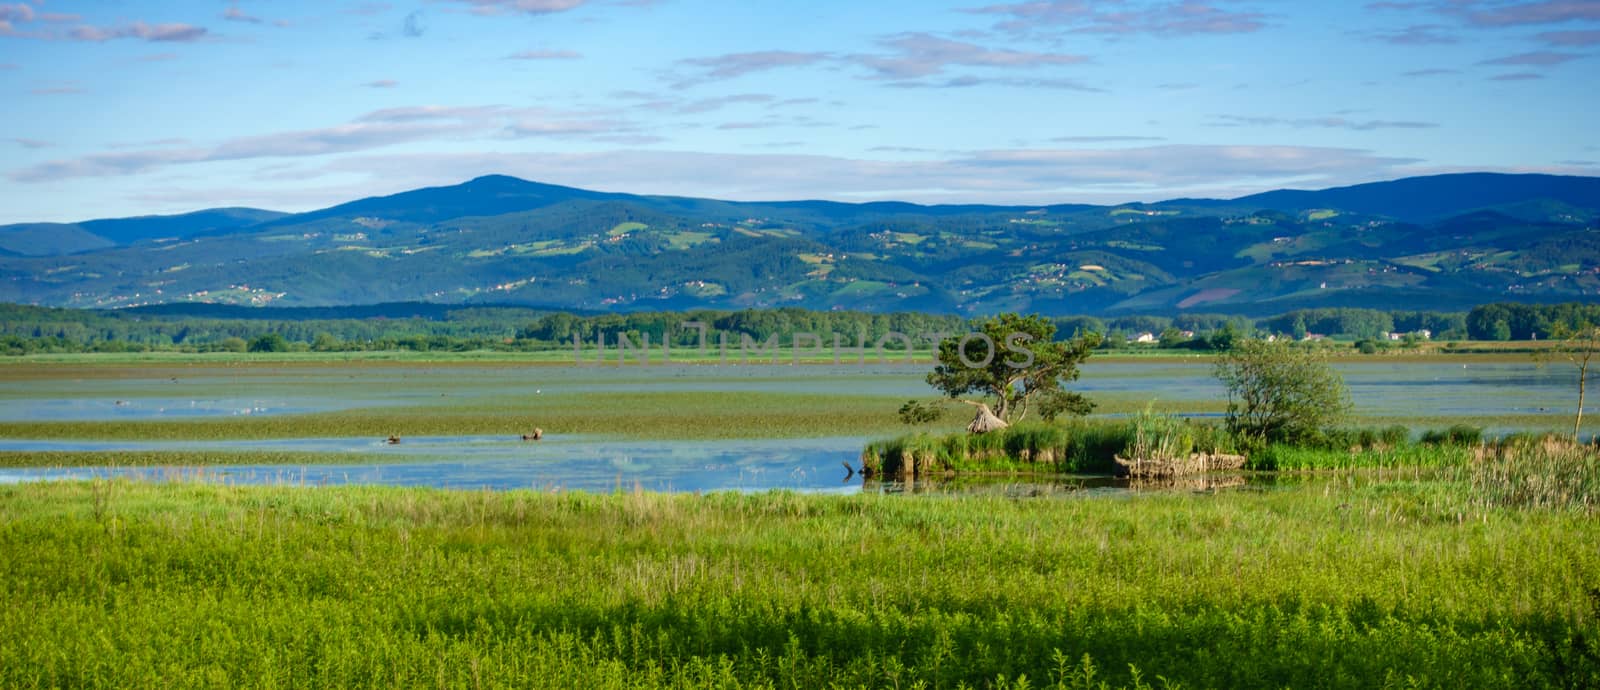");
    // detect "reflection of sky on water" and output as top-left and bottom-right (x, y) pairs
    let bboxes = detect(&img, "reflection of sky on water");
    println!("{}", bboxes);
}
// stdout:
(1, 360), (1578, 423)
(0, 398), (335, 421)
(1079, 361), (1575, 418)
(0, 434), (1269, 496)
(0, 436), (873, 493)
